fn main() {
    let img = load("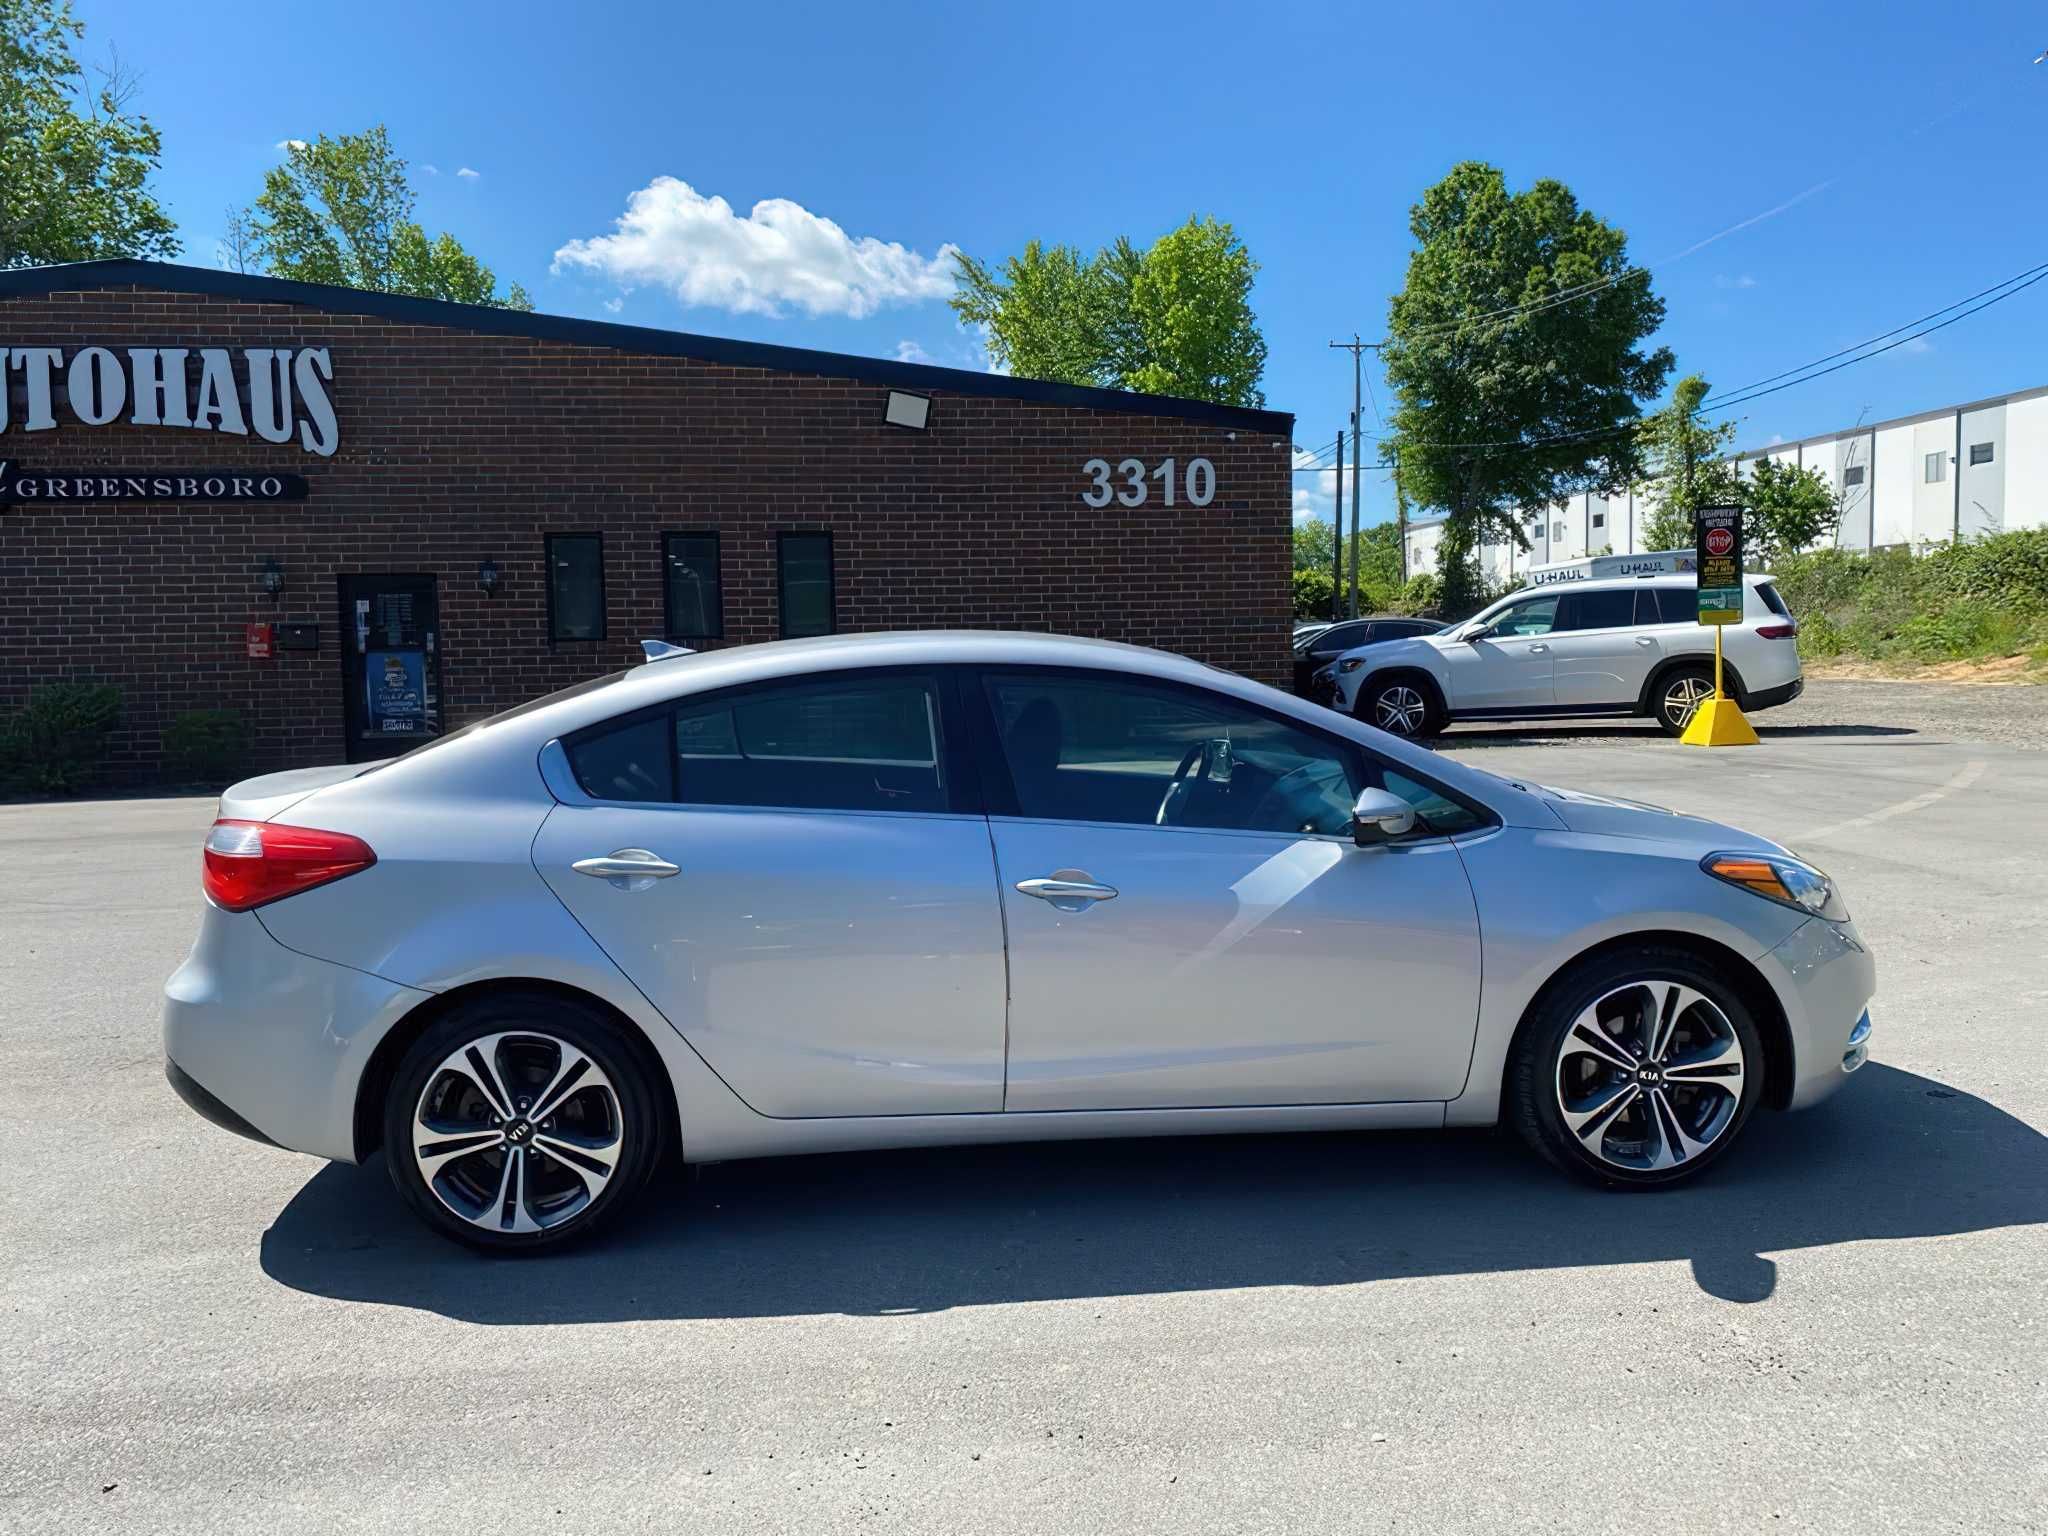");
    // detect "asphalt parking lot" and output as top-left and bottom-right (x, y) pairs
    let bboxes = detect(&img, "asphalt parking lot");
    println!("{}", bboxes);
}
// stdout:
(3, 680), (2043, 1535)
